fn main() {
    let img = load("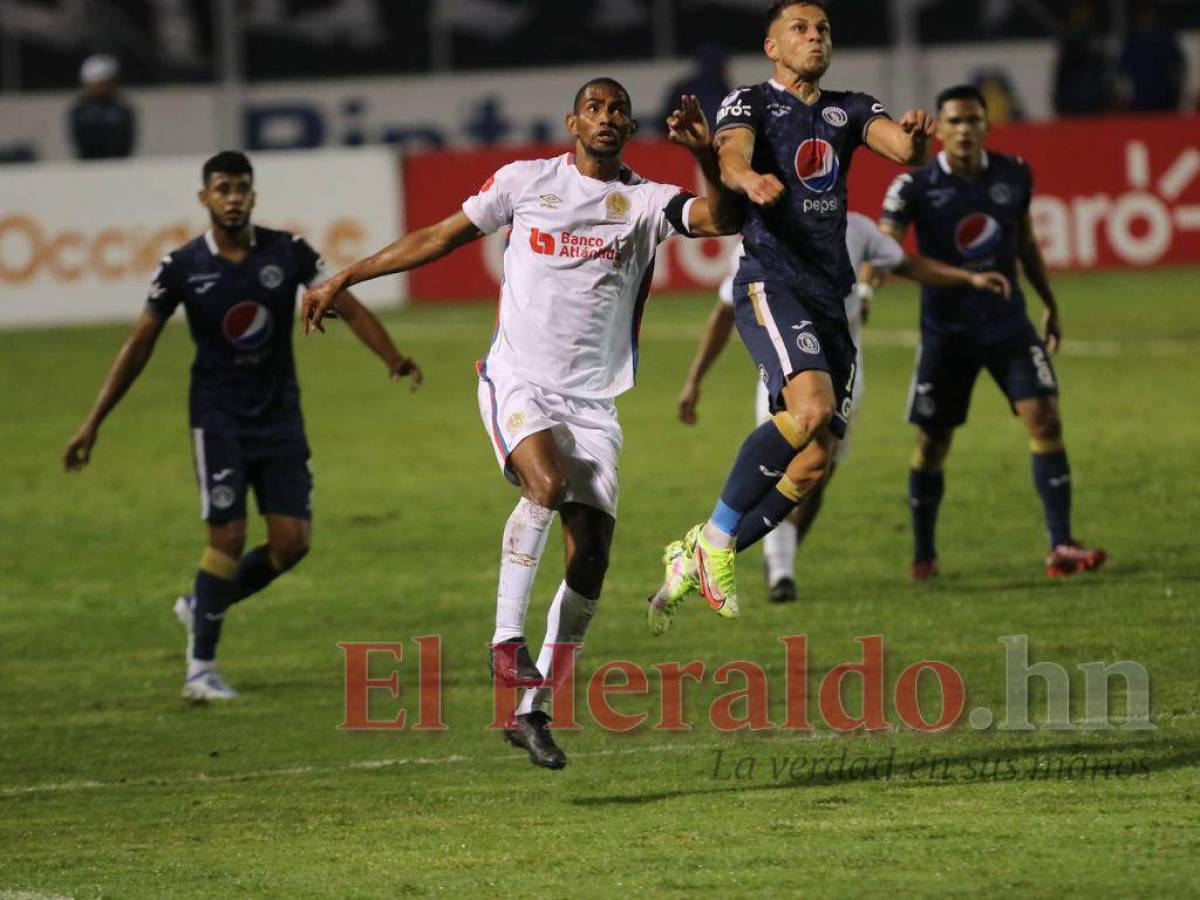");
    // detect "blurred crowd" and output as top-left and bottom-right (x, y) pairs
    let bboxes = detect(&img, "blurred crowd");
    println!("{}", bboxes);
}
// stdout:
(0, 0), (1193, 163)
